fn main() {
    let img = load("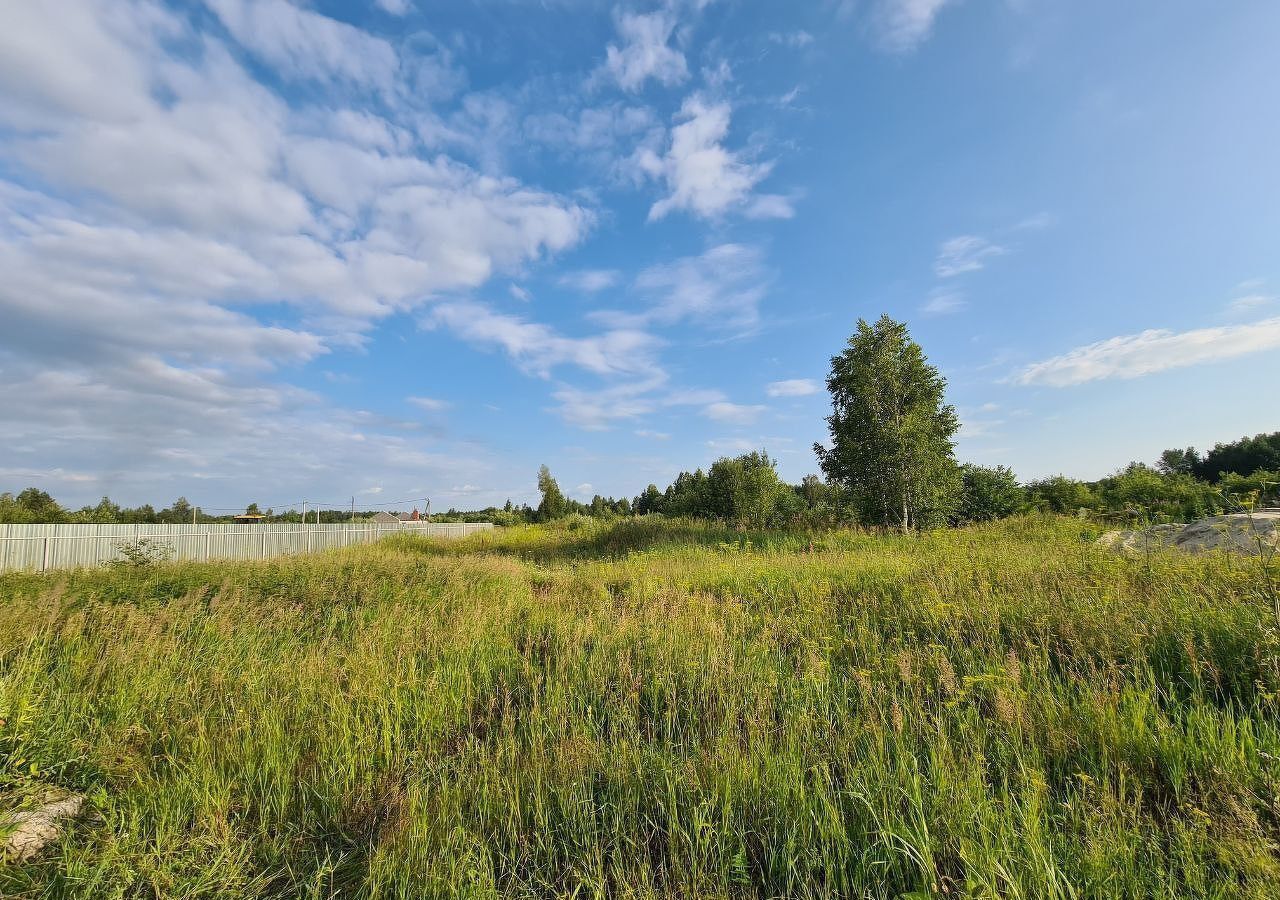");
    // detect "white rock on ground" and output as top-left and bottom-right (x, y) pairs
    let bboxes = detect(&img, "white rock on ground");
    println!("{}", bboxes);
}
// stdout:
(2, 792), (86, 864)
(1098, 511), (1280, 555)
